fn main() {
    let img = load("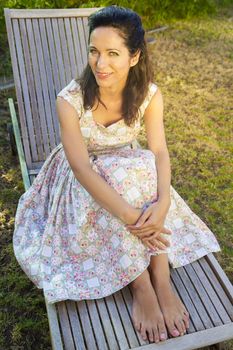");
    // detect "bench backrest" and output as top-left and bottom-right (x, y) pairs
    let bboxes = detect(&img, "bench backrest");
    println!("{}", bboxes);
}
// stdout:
(4, 8), (99, 170)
